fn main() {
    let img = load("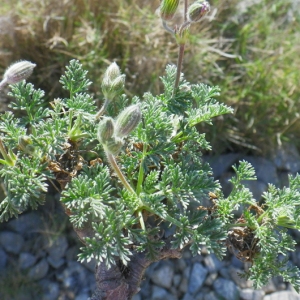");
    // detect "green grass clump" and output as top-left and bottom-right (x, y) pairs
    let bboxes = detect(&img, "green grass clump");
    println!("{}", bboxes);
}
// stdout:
(0, 0), (300, 153)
